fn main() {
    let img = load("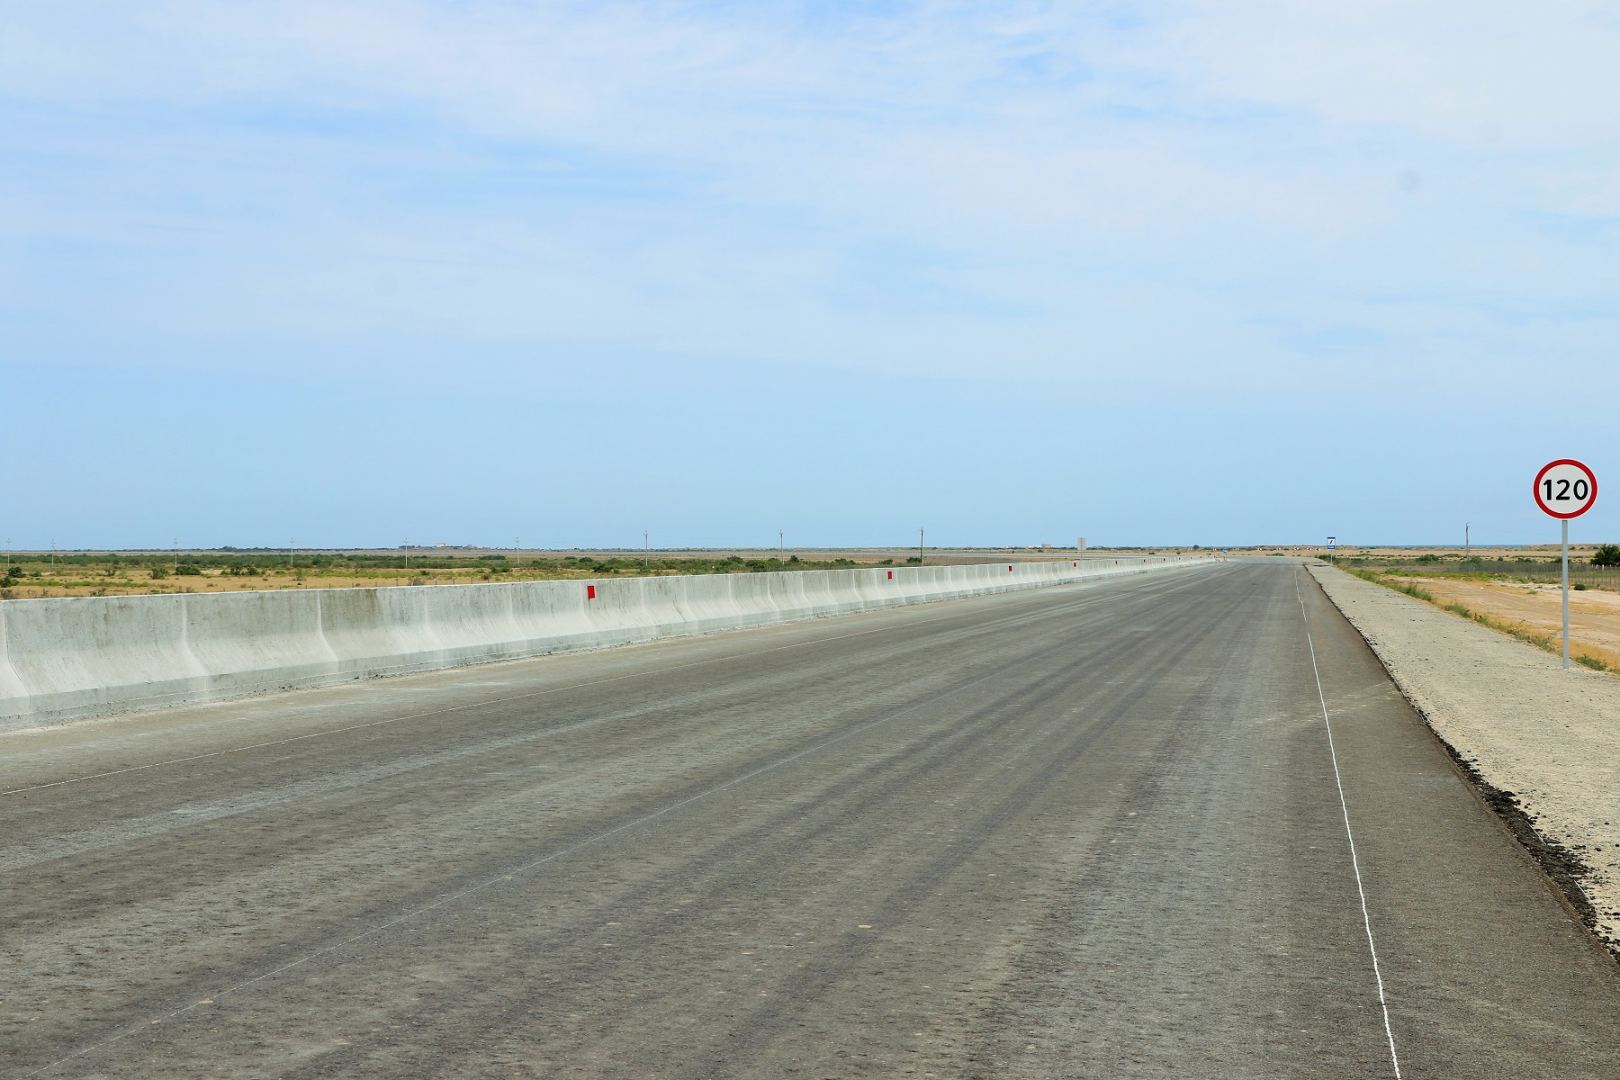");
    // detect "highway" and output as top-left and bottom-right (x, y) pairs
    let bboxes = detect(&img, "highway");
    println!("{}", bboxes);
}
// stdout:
(5, 561), (1619, 1078)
